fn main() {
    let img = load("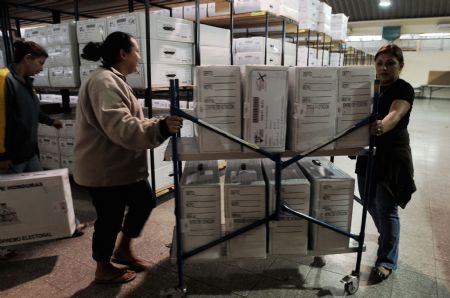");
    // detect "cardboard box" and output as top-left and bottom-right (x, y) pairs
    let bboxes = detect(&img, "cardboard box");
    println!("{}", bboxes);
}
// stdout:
(126, 63), (192, 88)
(47, 22), (77, 45)
(24, 26), (48, 47)
(194, 66), (242, 153)
(288, 67), (338, 152)
(183, 3), (208, 21)
(224, 159), (267, 259)
(108, 12), (194, 42)
(38, 123), (59, 138)
(80, 64), (99, 84)
(262, 160), (310, 255)
(335, 66), (374, 149)
(47, 44), (79, 67)
(298, 157), (354, 252)
(235, 52), (281, 66)
(242, 65), (289, 152)
(58, 138), (74, 156)
(149, 39), (193, 65)
(179, 161), (222, 260)
(207, 2), (230, 16)
(60, 155), (74, 175)
(234, 0), (279, 15)
(200, 46), (231, 65)
(76, 18), (107, 43)
(40, 152), (61, 170)
(38, 136), (59, 154)
(49, 66), (80, 88)
(200, 24), (231, 47)
(235, 37), (282, 54)
(0, 169), (76, 246)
